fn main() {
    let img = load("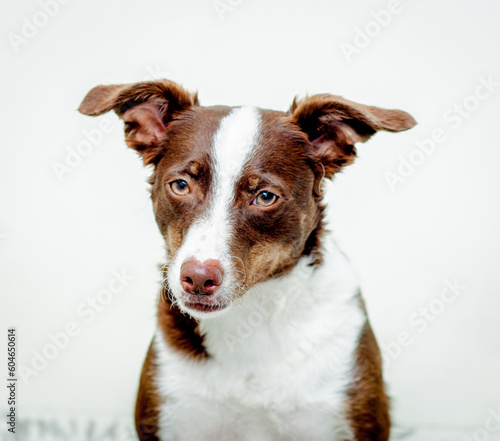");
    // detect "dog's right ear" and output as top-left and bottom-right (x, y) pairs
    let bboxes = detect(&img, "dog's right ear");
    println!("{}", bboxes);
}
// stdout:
(78, 80), (198, 165)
